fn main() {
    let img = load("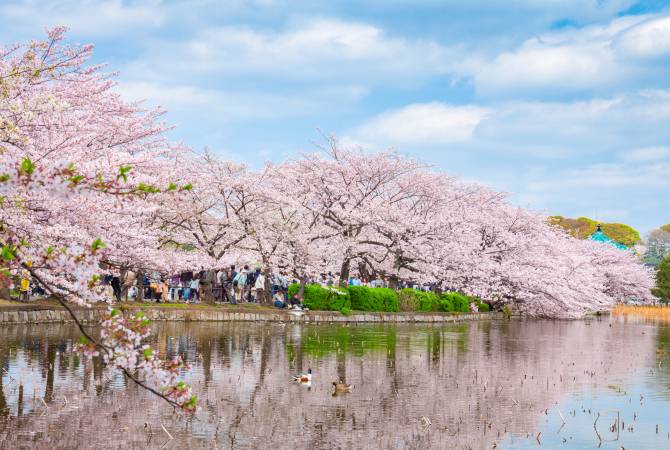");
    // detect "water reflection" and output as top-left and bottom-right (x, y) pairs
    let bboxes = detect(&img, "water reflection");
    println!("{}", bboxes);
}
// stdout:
(0, 318), (667, 449)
